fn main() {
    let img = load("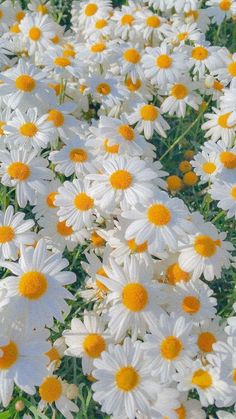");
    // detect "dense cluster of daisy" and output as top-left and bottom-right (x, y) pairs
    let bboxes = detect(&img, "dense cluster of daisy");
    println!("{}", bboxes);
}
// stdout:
(0, 0), (235, 418)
